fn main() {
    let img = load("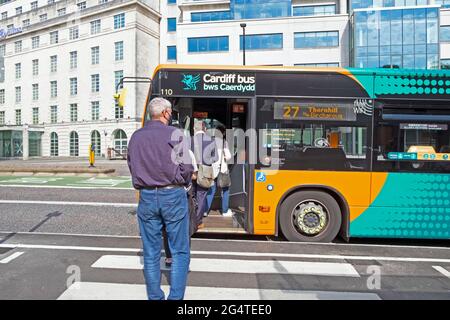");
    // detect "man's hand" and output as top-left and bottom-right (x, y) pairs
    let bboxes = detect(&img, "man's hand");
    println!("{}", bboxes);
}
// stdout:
(192, 172), (198, 181)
